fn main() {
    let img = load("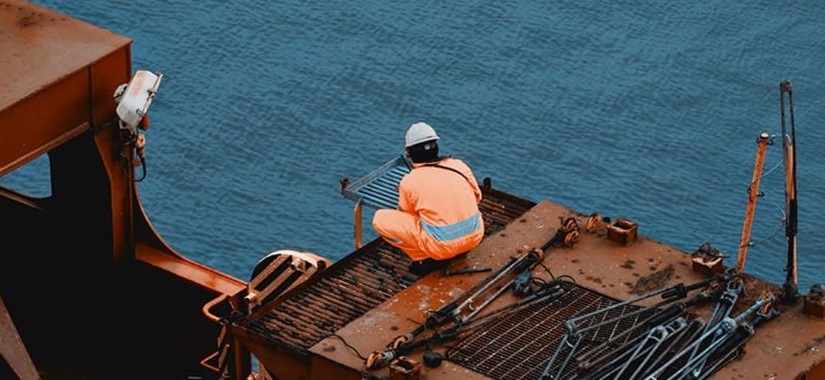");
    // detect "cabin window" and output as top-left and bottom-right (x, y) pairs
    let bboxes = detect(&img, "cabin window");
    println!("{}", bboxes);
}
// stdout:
(0, 154), (52, 198)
